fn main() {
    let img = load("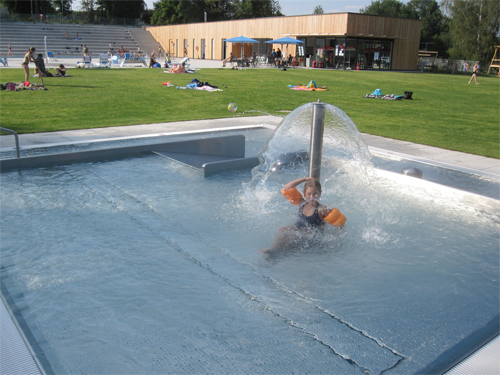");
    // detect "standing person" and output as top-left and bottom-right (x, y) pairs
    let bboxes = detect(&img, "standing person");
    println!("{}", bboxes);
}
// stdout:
(82, 44), (89, 57)
(184, 47), (188, 57)
(158, 46), (162, 58)
(468, 62), (480, 85)
(8, 43), (13, 56)
(22, 47), (41, 85)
